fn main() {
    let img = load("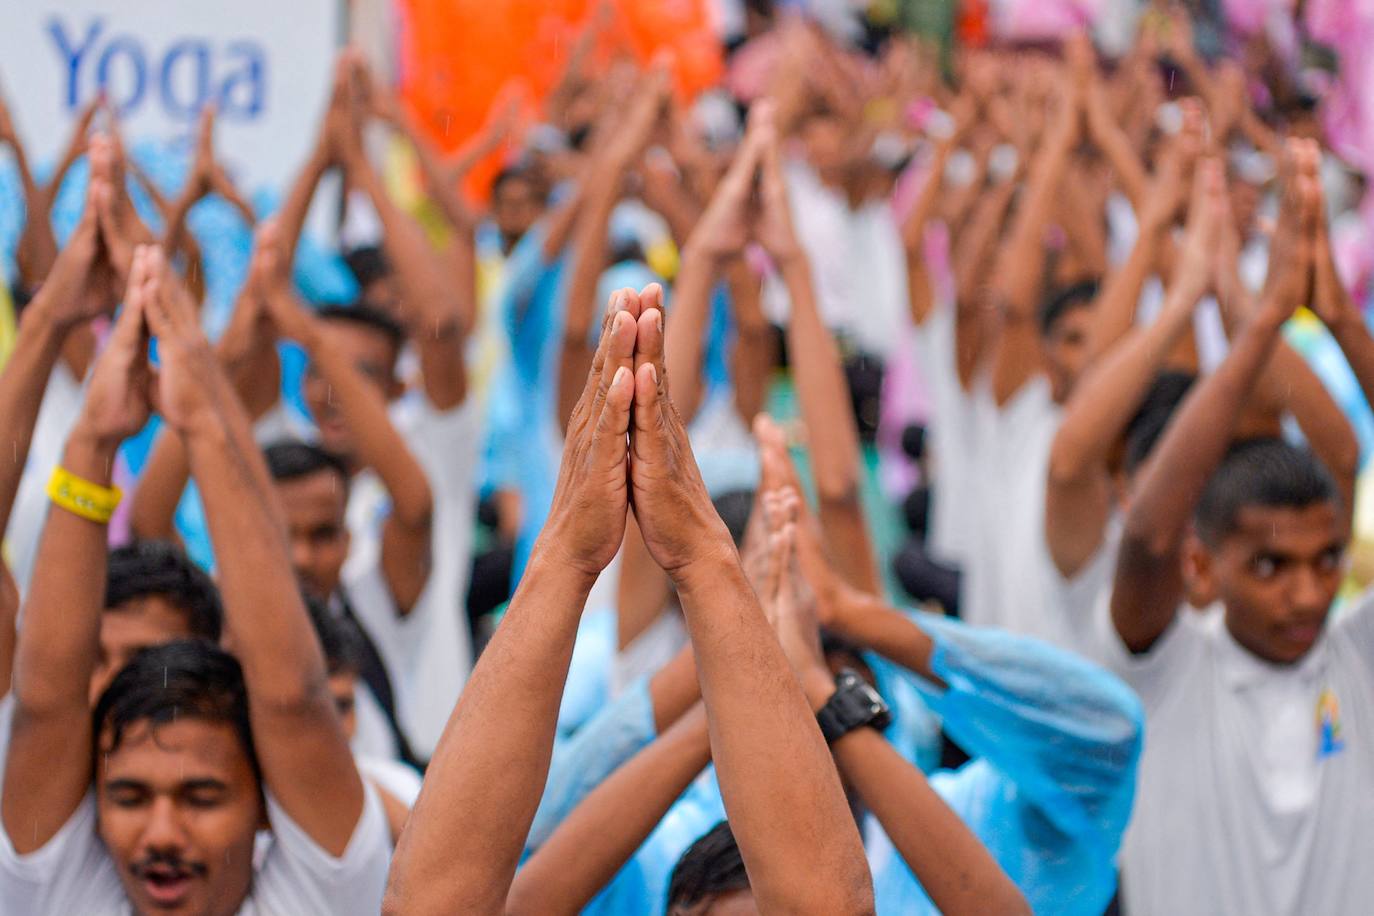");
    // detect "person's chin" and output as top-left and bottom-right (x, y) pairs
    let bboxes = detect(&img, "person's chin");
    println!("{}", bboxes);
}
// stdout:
(1273, 622), (1323, 661)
